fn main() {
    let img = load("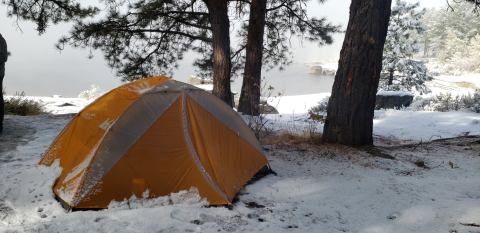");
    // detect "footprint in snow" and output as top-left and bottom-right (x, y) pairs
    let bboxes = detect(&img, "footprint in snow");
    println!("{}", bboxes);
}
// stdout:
(0, 201), (15, 223)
